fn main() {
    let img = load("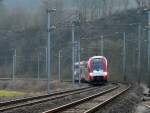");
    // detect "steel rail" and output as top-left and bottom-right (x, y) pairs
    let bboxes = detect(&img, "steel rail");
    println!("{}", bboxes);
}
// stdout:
(0, 86), (98, 112)
(42, 84), (119, 113)
(0, 86), (91, 107)
(143, 103), (150, 108)
(84, 84), (131, 113)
